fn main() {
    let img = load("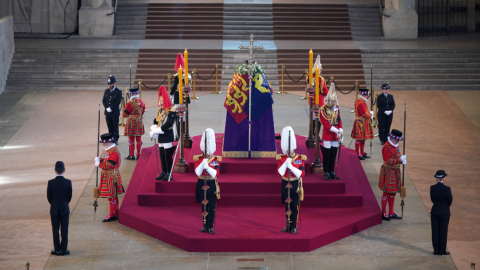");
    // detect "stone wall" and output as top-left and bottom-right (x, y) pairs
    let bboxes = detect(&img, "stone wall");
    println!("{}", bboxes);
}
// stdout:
(0, 0), (78, 33)
(0, 16), (14, 95)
